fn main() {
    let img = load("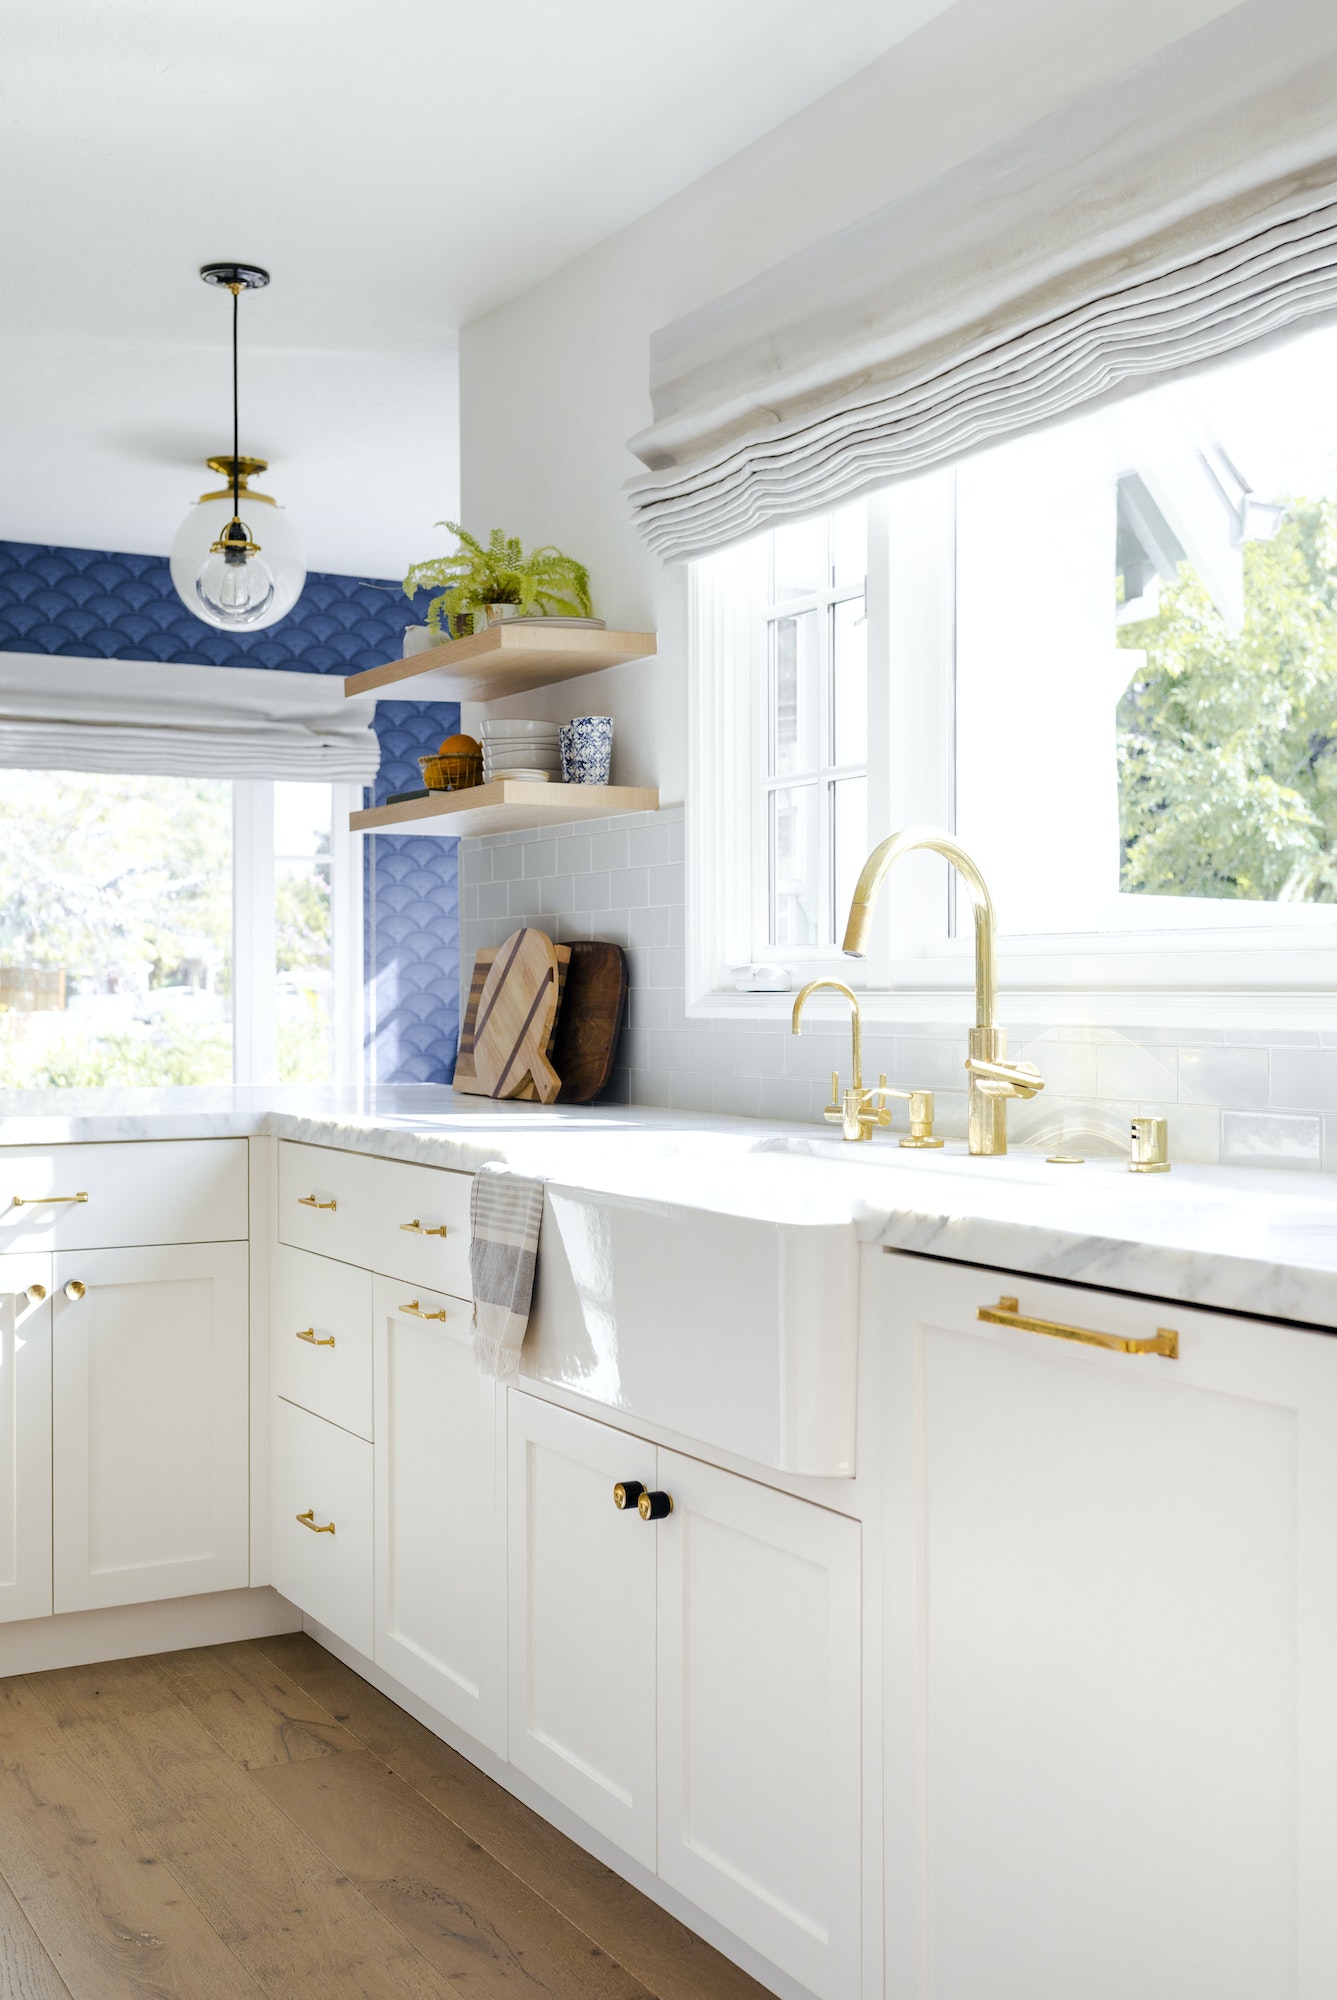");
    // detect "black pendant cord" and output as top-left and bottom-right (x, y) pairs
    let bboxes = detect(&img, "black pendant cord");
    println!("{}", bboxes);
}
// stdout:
(231, 285), (240, 519)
